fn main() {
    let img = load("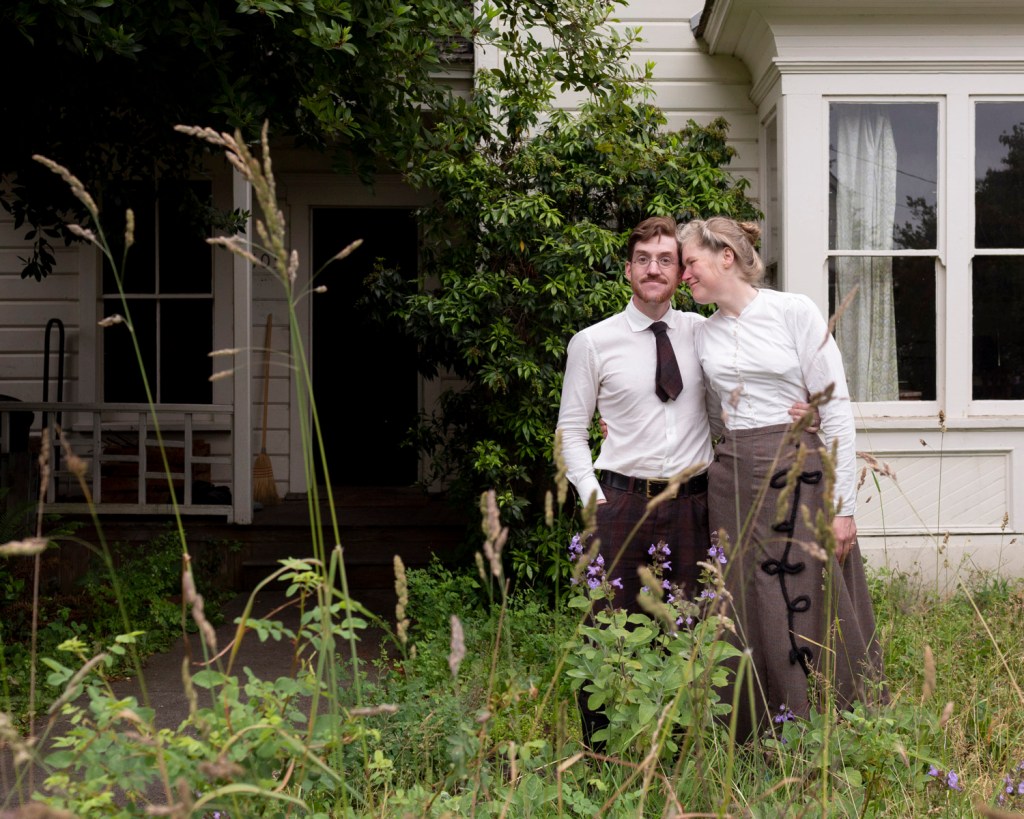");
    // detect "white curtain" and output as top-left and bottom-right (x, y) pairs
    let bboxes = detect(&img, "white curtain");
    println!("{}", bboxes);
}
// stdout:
(835, 105), (900, 401)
